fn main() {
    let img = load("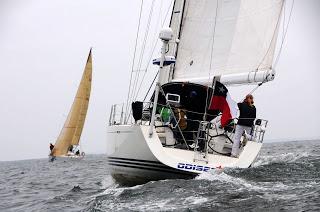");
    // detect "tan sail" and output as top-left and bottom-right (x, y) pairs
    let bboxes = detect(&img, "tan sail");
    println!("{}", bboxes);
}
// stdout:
(52, 49), (92, 156)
